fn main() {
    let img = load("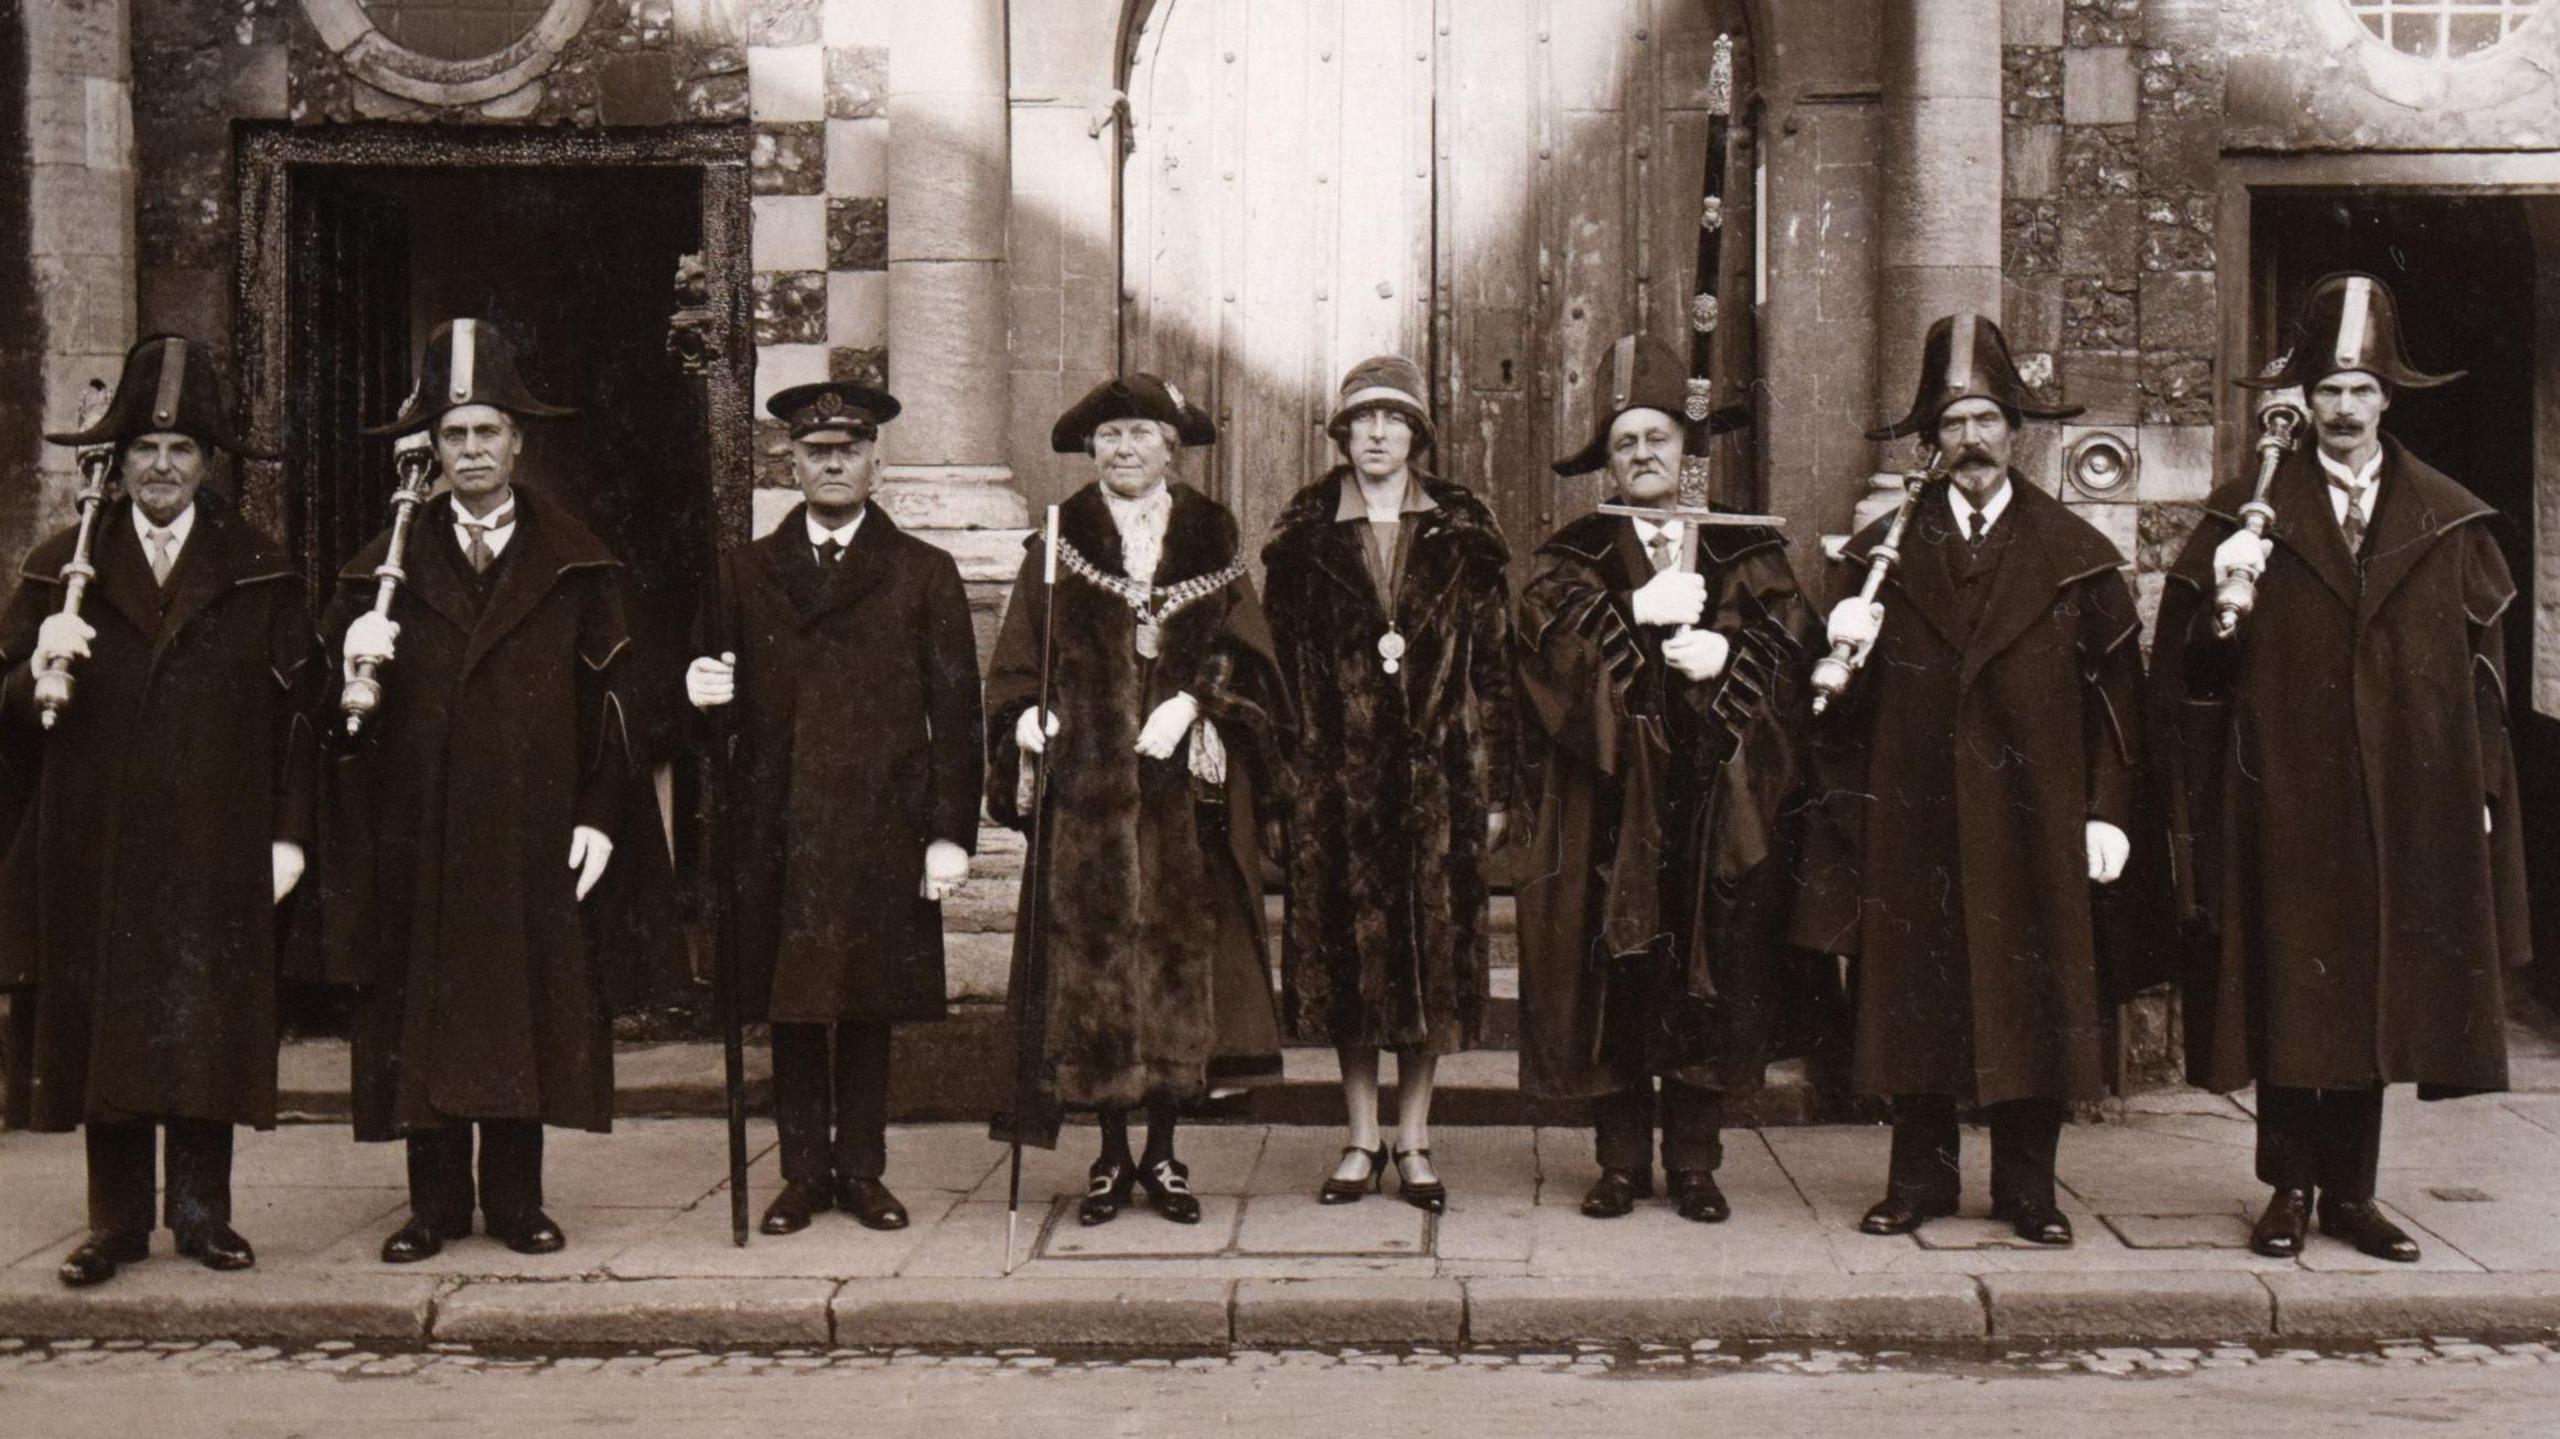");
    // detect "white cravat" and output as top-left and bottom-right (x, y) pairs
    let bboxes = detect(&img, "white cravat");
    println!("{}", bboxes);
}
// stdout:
(133, 502), (196, 584)
(1103, 484), (1172, 581)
